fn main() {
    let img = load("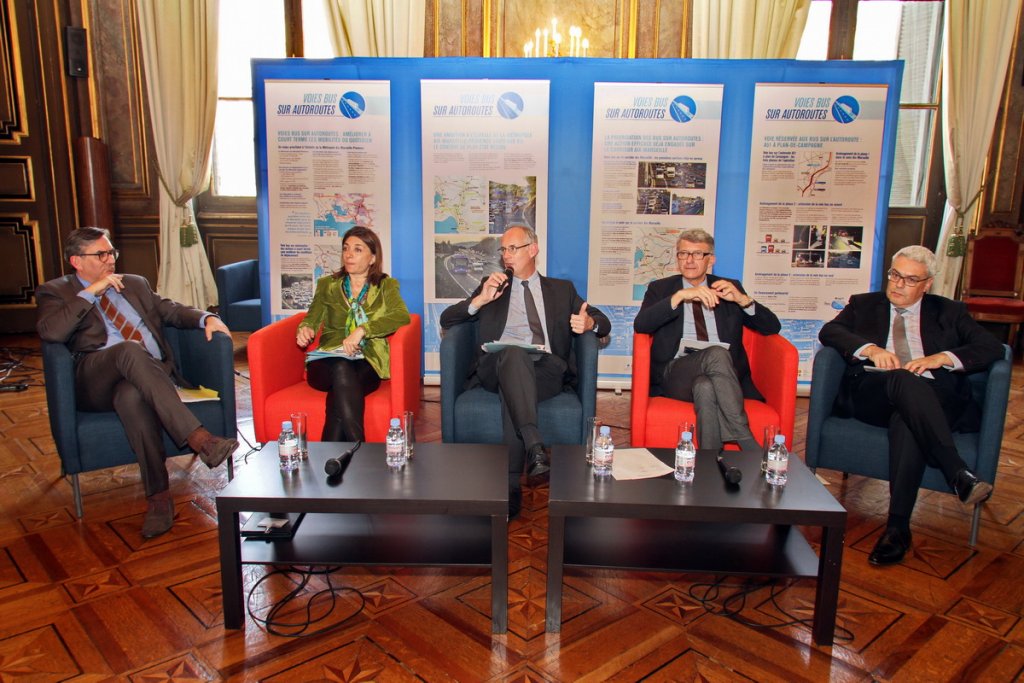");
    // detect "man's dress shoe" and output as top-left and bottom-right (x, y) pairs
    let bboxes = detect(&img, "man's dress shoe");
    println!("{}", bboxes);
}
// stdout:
(953, 468), (993, 507)
(141, 497), (175, 539)
(526, 443), (550, 480)
(868, 527), (911, 566)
